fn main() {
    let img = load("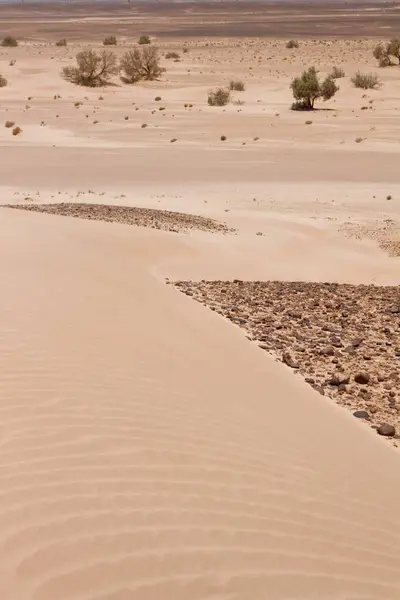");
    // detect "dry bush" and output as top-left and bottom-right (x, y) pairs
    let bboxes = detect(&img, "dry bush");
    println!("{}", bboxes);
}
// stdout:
(330, 66), (345, 79)
(138, 35), (151, 45)
(290, 66), (339, 110)
(351, 71), (380, 90)
(5, 120), (15, 128)
(165, 51), (180, 59)
(373, 39), (400, 66)
(56, 38), (67, 47)
(286, 40), (299, 49)
(0, 74), (7, 88)
(62, 49), (119, 87)
(208, 88), (231, 106)
(103, 35), (117, 46)
(12, 126), (22, 136)
(386, 38), (400, 64)
(120, 46), (164, 83)
(1, 36), (18, 47)
(229, 80), (245, 91)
